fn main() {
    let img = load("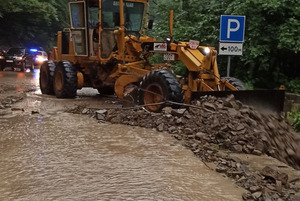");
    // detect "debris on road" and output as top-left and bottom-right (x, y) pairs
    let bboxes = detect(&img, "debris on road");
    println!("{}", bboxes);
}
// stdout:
(89, 95), (300, 200)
